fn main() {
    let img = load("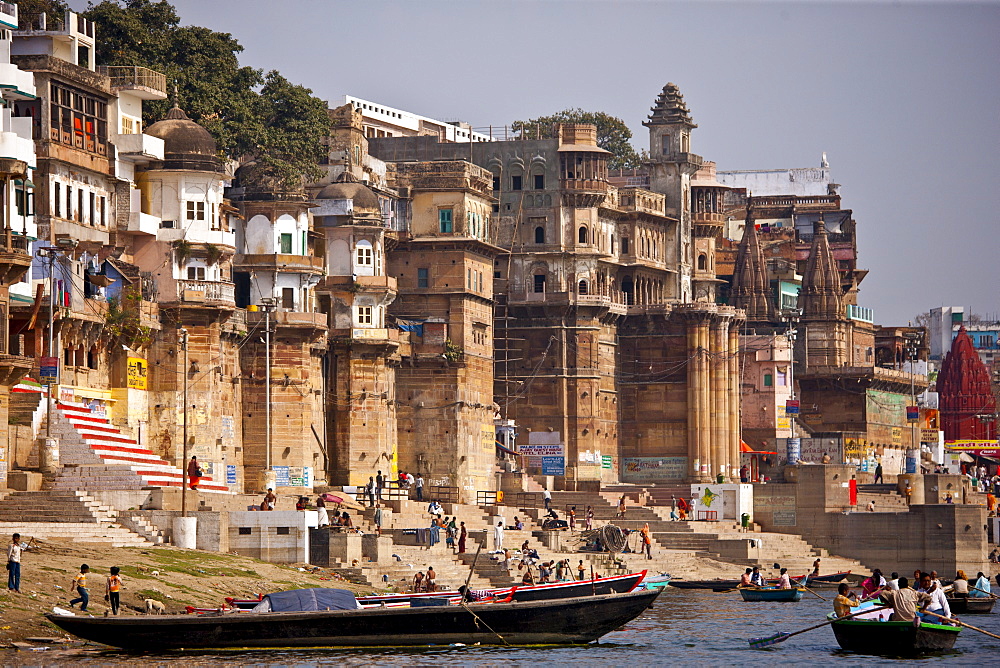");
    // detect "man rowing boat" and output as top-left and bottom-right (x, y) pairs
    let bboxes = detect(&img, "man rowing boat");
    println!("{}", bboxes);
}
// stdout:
(877, 576), (931, 622)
